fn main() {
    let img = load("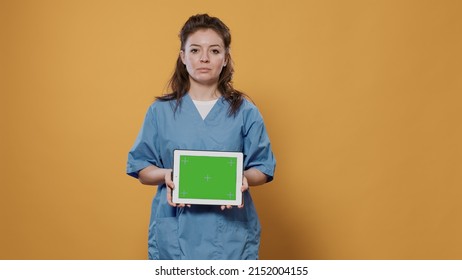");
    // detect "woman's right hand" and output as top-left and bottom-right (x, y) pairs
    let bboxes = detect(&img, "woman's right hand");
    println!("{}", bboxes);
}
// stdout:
(164, 170), (176, 207)
(165, 170), (188, 208)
